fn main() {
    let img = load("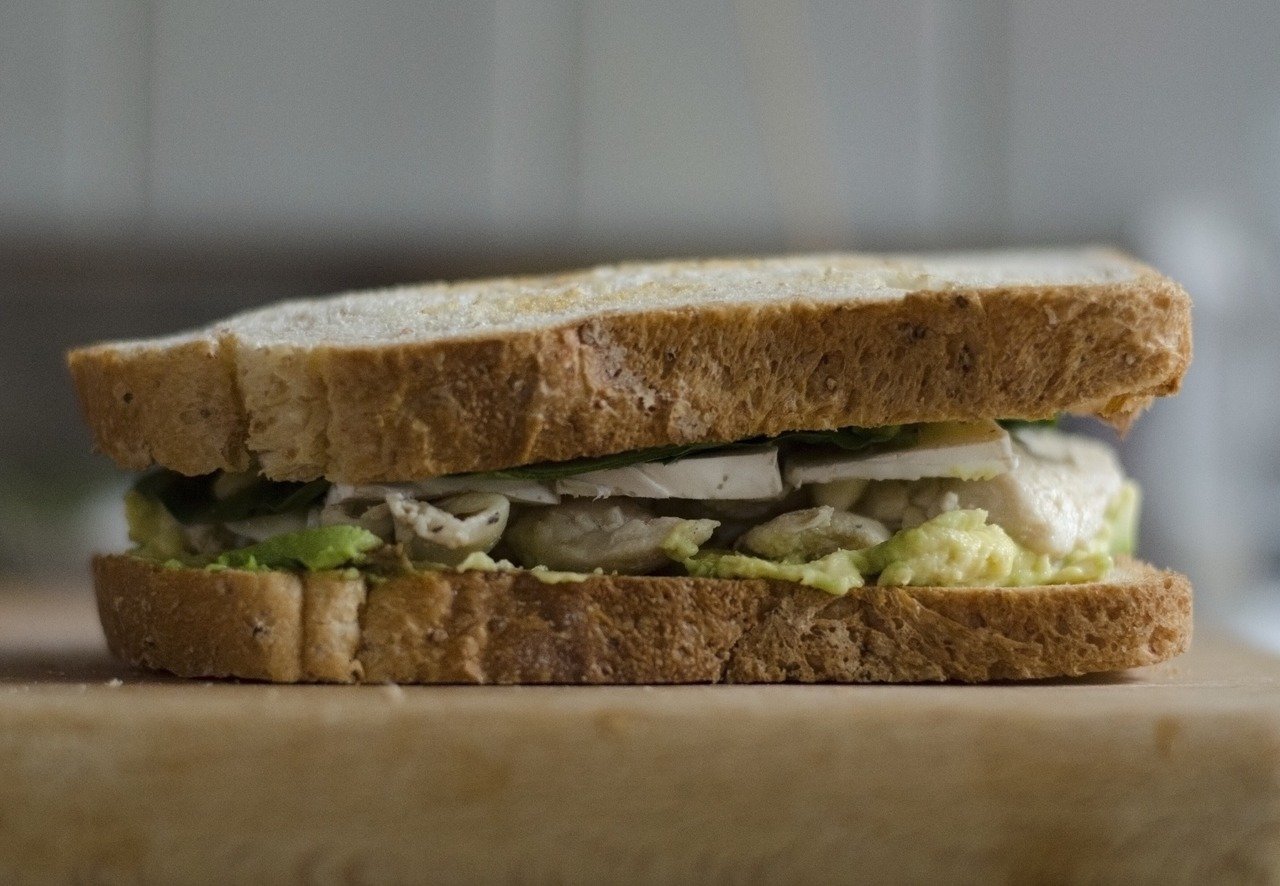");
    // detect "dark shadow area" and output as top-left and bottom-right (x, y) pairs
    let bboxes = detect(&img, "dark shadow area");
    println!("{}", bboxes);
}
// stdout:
(0, 647), (138, 685)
